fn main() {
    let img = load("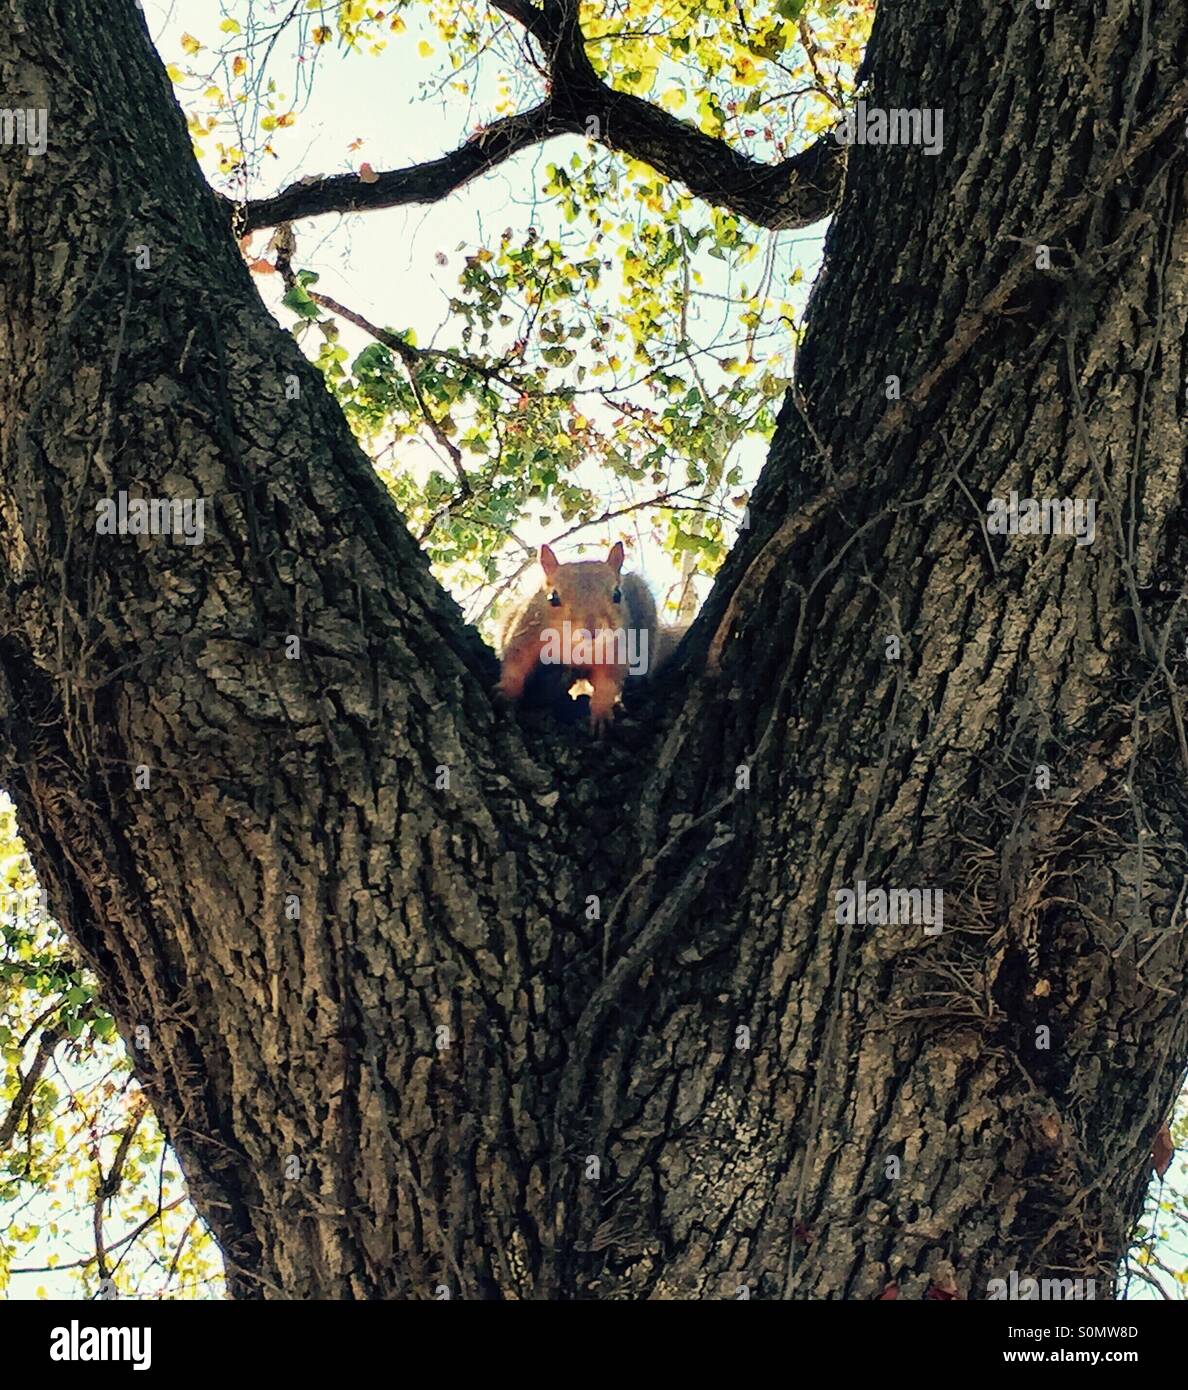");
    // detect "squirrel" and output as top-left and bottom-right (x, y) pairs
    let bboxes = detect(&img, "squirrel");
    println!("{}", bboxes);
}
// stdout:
(654, 620), (690, 670)
(497, 542), (683, 730)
